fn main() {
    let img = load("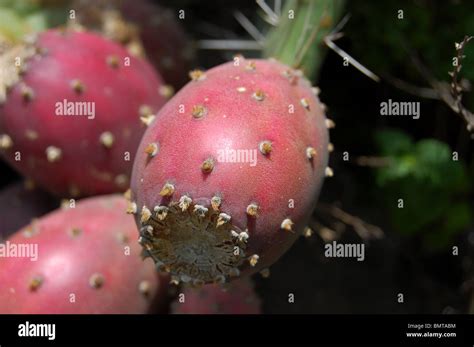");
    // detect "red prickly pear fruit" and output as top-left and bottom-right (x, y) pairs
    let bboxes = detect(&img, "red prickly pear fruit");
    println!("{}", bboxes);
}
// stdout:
(0, 181), (58, 240)
(131, 58), (331, 285)
(0, 29), (167, 198)
(70, 0), (194, 89)
(171, 278), (261, 314)
(0, 195), (168, 314)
